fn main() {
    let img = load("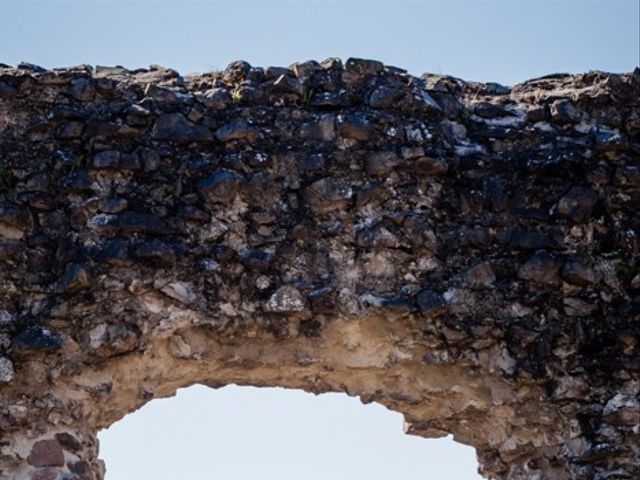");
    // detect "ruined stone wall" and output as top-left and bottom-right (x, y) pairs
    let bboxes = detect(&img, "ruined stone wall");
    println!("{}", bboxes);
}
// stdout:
(0, 58), (638, 480)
